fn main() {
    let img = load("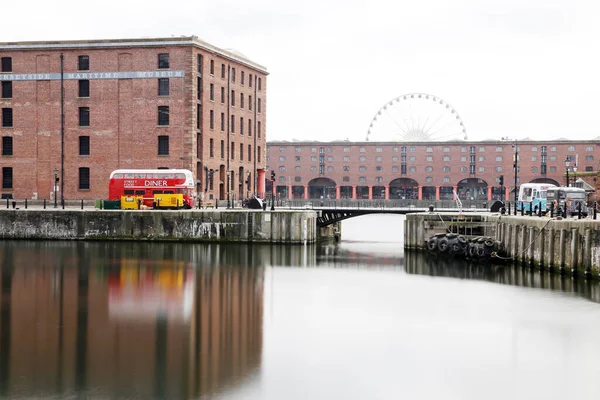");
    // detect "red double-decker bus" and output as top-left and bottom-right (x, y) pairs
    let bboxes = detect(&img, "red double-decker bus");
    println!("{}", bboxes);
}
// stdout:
(108, 169), (196, 208)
